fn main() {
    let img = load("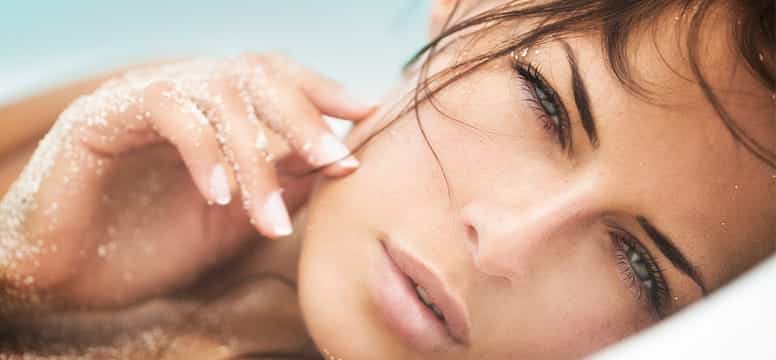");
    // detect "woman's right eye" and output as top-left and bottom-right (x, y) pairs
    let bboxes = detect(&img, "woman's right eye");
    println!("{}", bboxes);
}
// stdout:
(512, 60), (572, 150)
